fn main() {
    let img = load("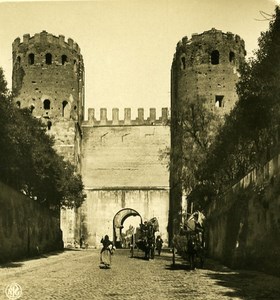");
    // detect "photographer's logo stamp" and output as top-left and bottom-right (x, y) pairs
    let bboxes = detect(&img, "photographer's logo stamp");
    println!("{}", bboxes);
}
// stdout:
(5, 282), (22, 300)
